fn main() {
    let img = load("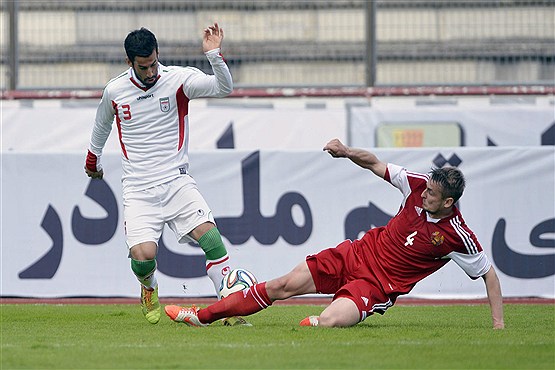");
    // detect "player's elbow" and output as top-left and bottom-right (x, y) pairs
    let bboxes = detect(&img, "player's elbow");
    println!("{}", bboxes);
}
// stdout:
(212, 78), (233, 97)
(219, 83), (233, 96)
